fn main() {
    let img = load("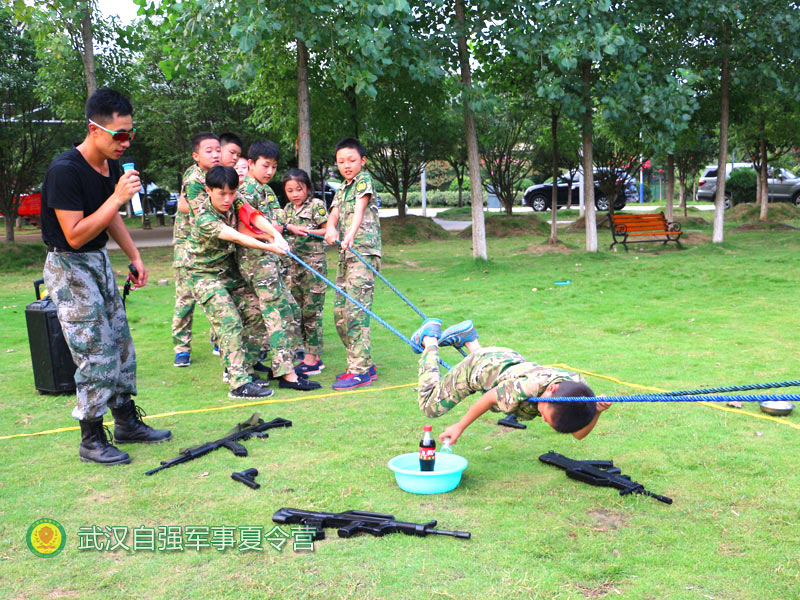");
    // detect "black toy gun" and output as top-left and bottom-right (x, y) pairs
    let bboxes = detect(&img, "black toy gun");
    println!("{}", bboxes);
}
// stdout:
(539, 451), (673, 505)
(272, 508), (471, 540)
(145, 417), (292, 475)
